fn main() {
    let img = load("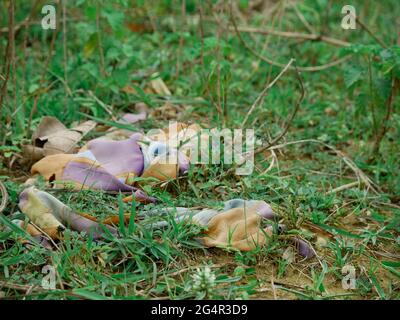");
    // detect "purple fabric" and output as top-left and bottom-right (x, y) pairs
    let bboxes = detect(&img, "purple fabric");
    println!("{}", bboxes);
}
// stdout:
(60, 210), (118, 239)
(178, 151), (190, 175)
(33, 235), (53, 250)
(134, 189), (157, 203)
(63, 161), (135, 191)
(62, 161), (156, 203)
(257, 203), (275, 220)
(120, 112), (147, 124)
(18, 188), (29, 211)
(87, 133), (144, 177)
(292, 238), (315, 259)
